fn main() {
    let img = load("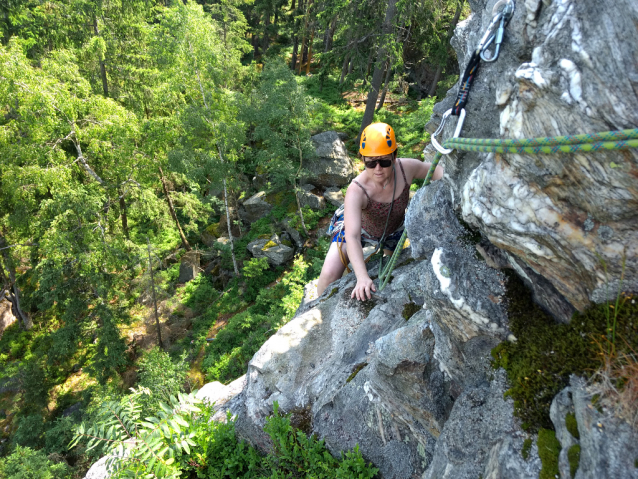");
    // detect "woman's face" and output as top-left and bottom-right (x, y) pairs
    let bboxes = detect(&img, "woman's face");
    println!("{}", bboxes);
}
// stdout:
(363, 154), (394, 183)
